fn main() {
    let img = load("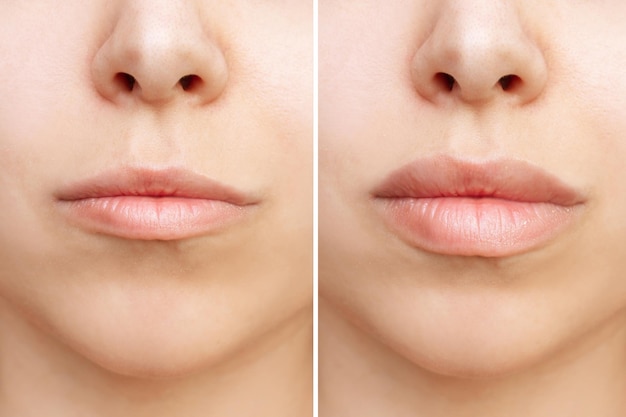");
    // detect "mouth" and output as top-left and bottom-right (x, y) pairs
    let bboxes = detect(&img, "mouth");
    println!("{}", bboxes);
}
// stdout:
(55, 167), (260, 241)
(371, 156), (586, 257)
